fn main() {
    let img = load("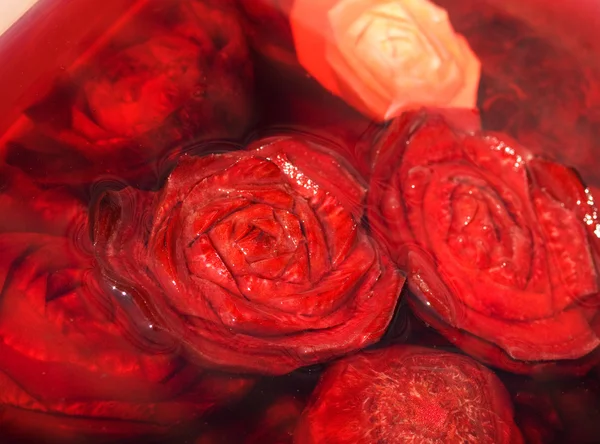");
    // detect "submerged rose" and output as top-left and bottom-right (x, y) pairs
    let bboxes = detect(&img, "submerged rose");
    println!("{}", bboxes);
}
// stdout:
(80, 35), (205, 140)
(0, 234), (252, 442)
(76, 0), (253, 144)
(367, 111), (600, 373)
(12, 0), (253, 186)
(79, 0), (253, 144)
(92, 135), (403, 375)
(295, 345), (523, 443)
(290, 0), (480, 121)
